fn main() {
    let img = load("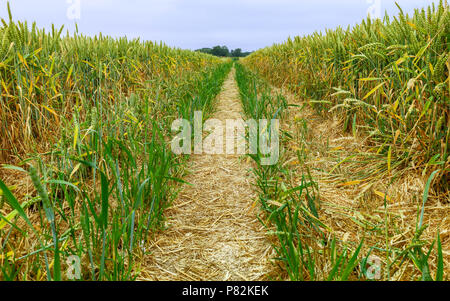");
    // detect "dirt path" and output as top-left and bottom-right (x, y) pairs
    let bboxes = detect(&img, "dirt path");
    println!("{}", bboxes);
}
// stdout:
(140, 69), (276, 281)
